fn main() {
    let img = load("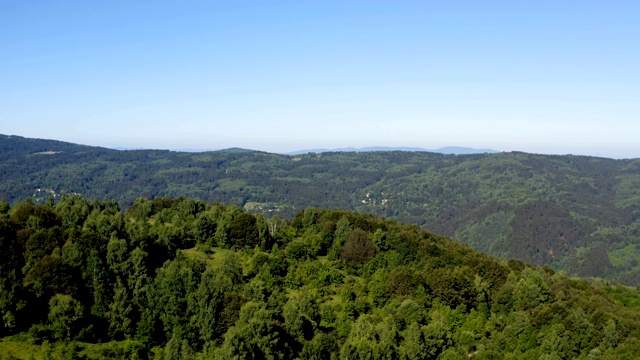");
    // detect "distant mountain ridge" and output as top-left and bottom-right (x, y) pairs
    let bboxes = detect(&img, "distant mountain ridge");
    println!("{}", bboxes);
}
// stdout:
(110, 144), (499, 155)
(288, 146), (499, 155)
(2, 134), (494, 155)
(113, 146), (258, 153)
